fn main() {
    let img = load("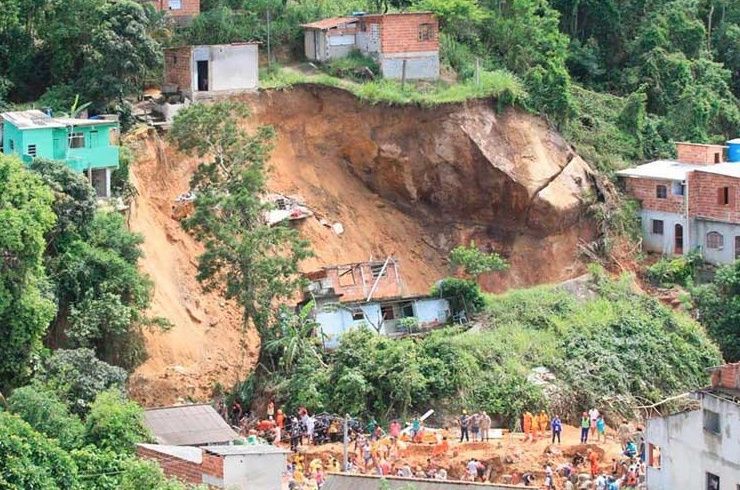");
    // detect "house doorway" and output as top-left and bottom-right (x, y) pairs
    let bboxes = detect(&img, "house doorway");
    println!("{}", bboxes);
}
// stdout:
(735, 236), (740, 260)
(196, 60), (209, 92)
(674, 224), (683, 255)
